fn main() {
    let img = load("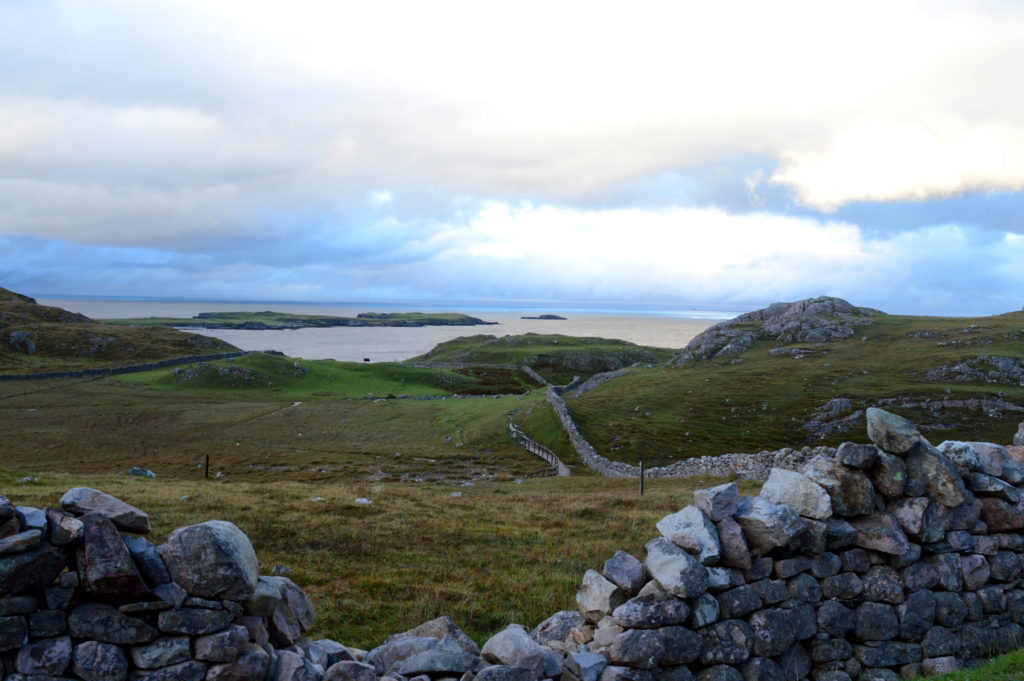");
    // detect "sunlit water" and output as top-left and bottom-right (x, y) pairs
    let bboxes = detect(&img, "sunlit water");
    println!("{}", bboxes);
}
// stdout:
(42, 298), (735, 363)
